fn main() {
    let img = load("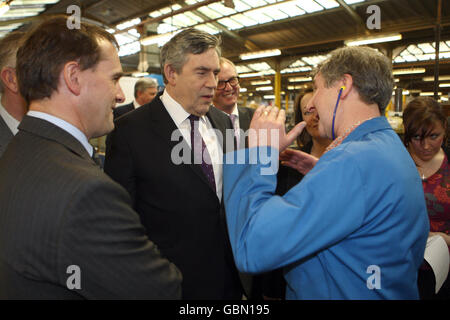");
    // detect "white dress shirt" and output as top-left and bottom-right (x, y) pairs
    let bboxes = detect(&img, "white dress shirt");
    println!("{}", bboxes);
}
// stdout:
(0, 96), (20, 135)
(27, 111), (93, 157)
(161, 90), (223, 201)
